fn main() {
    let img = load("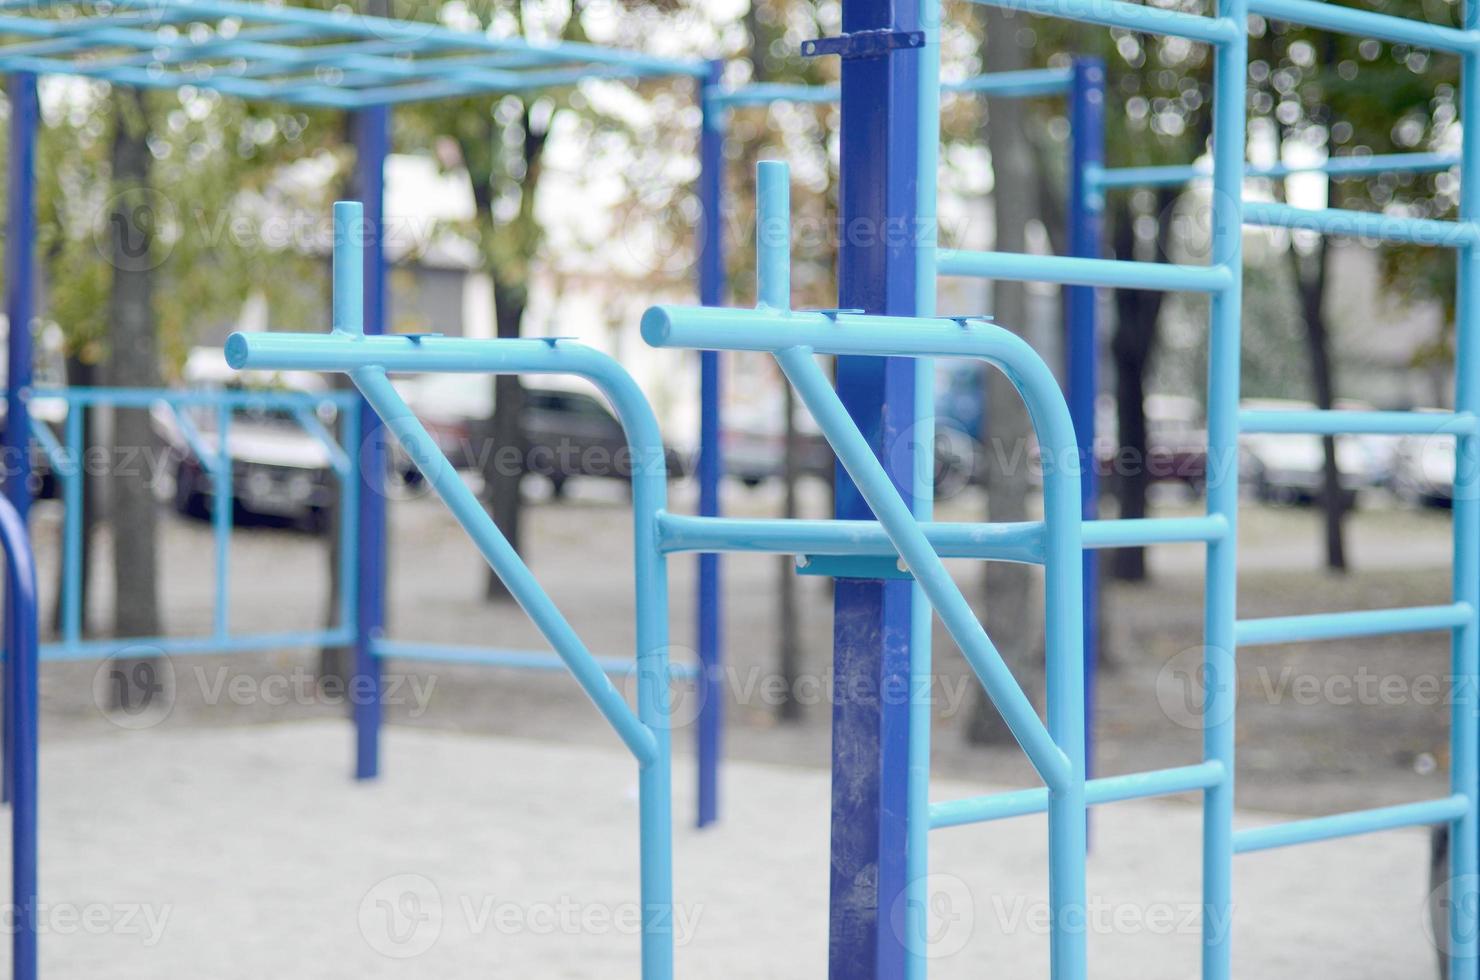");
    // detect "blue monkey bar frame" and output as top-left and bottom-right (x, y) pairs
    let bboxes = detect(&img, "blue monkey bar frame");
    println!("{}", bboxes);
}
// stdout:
(23, 385), (361, 662)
